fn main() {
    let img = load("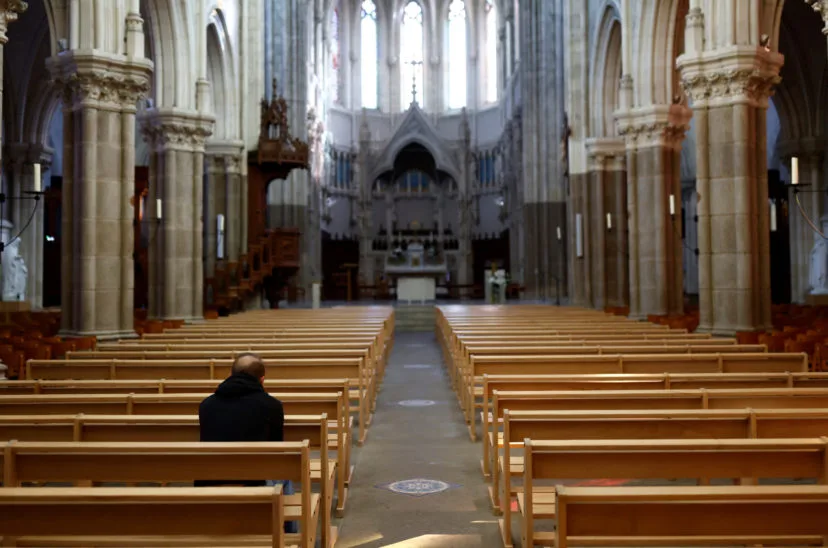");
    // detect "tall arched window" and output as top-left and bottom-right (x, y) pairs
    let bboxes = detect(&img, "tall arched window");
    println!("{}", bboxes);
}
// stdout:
(330, 6), (340, 103)
(401, 1), (424, 109)
(361, 0), (378, 109)
(447, 0), (466, 109)
(485, 0), (497, 102)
